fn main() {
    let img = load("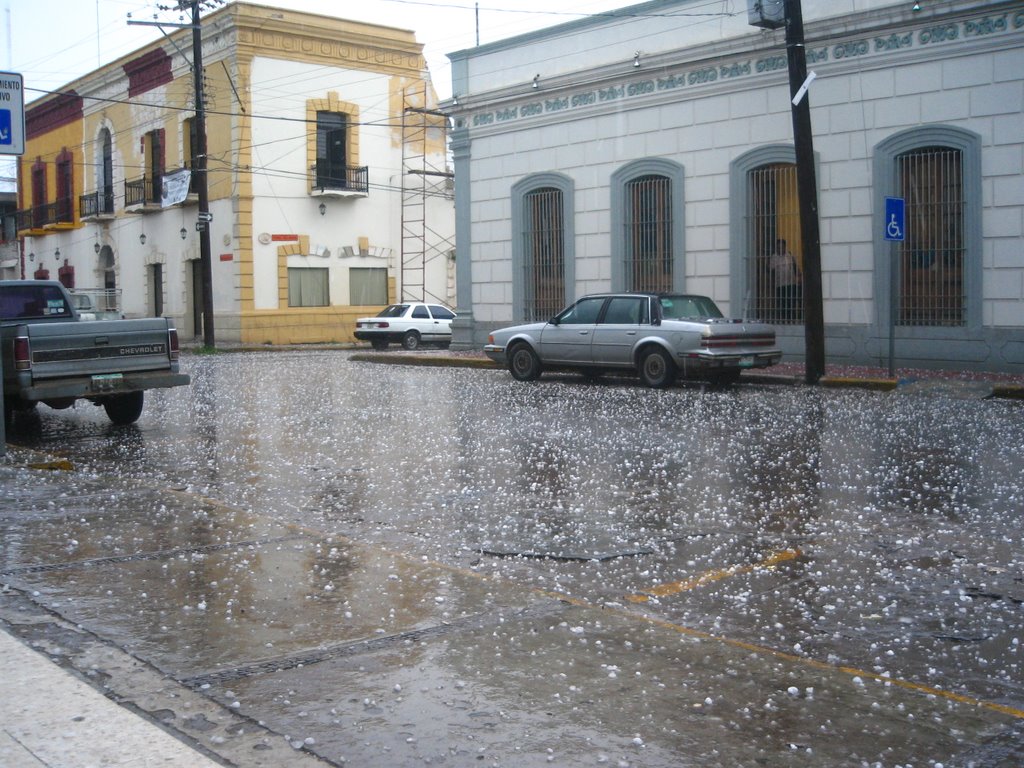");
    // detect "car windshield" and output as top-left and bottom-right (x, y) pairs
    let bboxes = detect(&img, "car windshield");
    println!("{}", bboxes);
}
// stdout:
(659, 295), (724, 320)
(376, 304), (409, 318)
